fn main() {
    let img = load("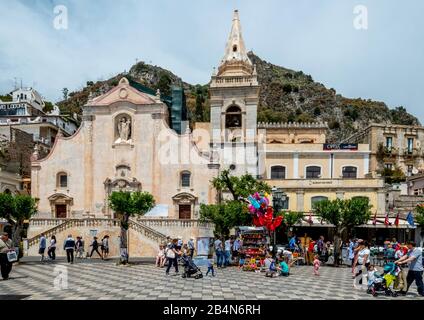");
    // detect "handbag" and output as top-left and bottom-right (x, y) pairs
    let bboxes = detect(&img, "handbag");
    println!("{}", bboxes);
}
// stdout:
(4, 242), (17, 262)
